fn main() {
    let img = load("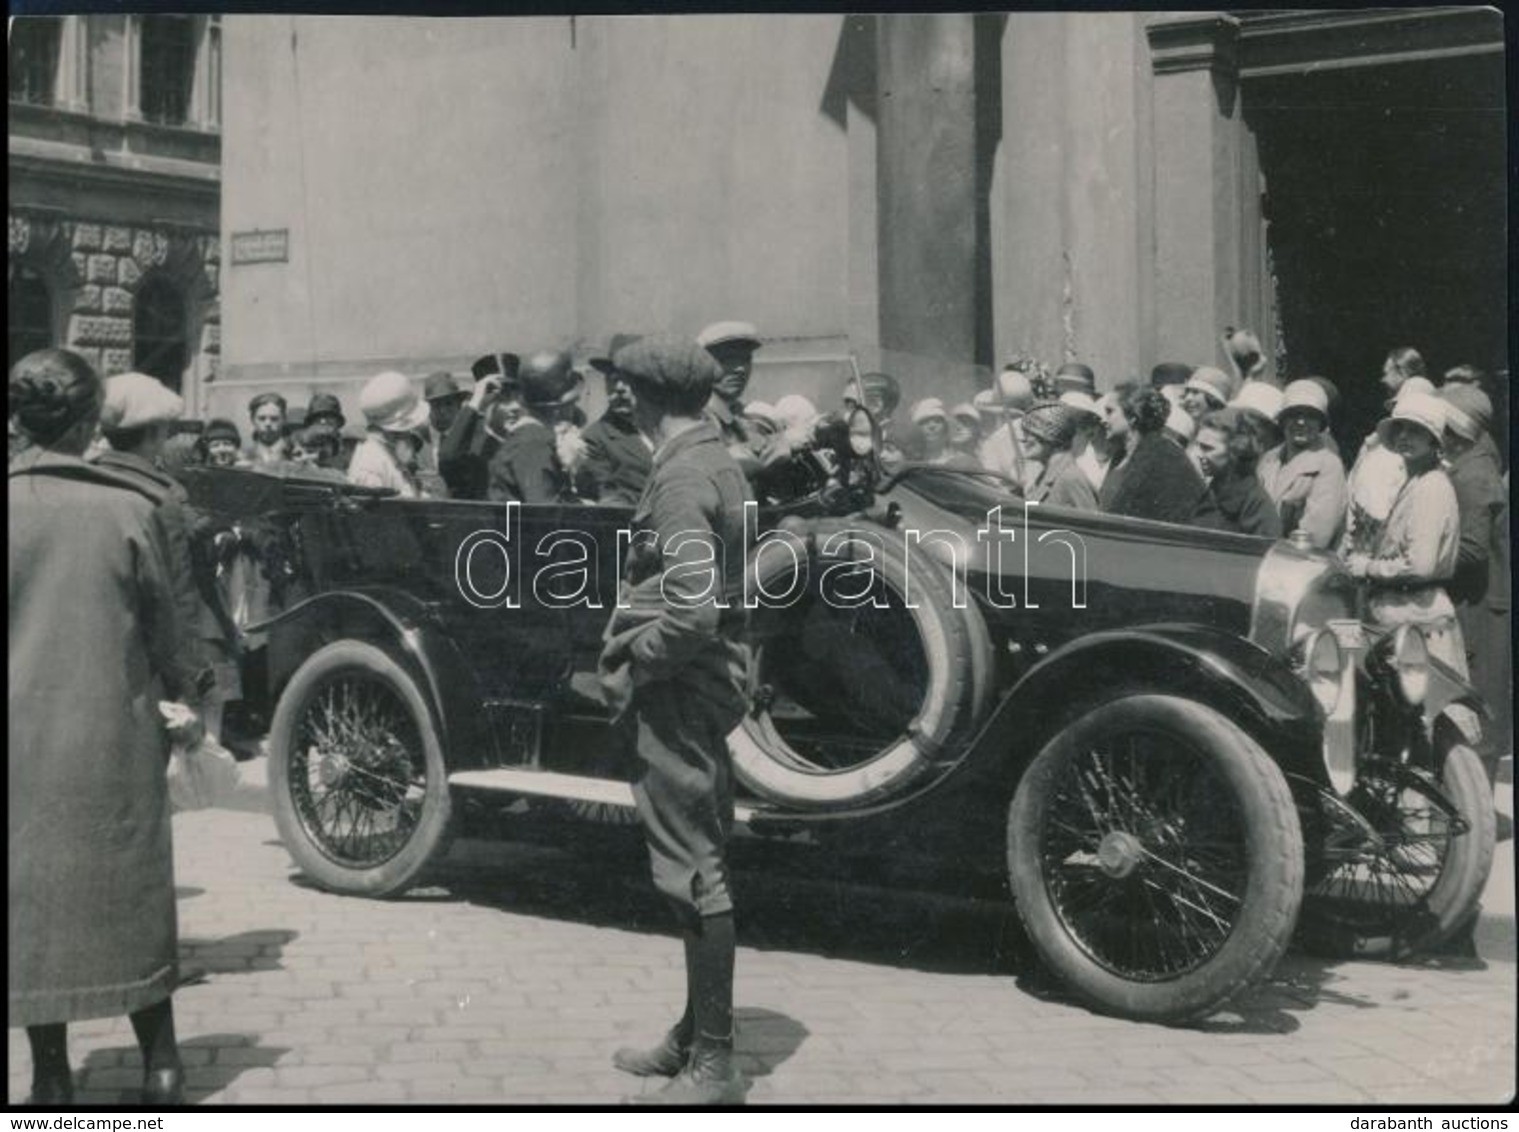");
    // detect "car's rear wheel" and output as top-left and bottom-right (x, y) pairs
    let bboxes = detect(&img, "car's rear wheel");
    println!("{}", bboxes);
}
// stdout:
(1296, 744), (1494, 959)
(1007, 694), (1304, 1023)
(269, 640), (452, 897)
